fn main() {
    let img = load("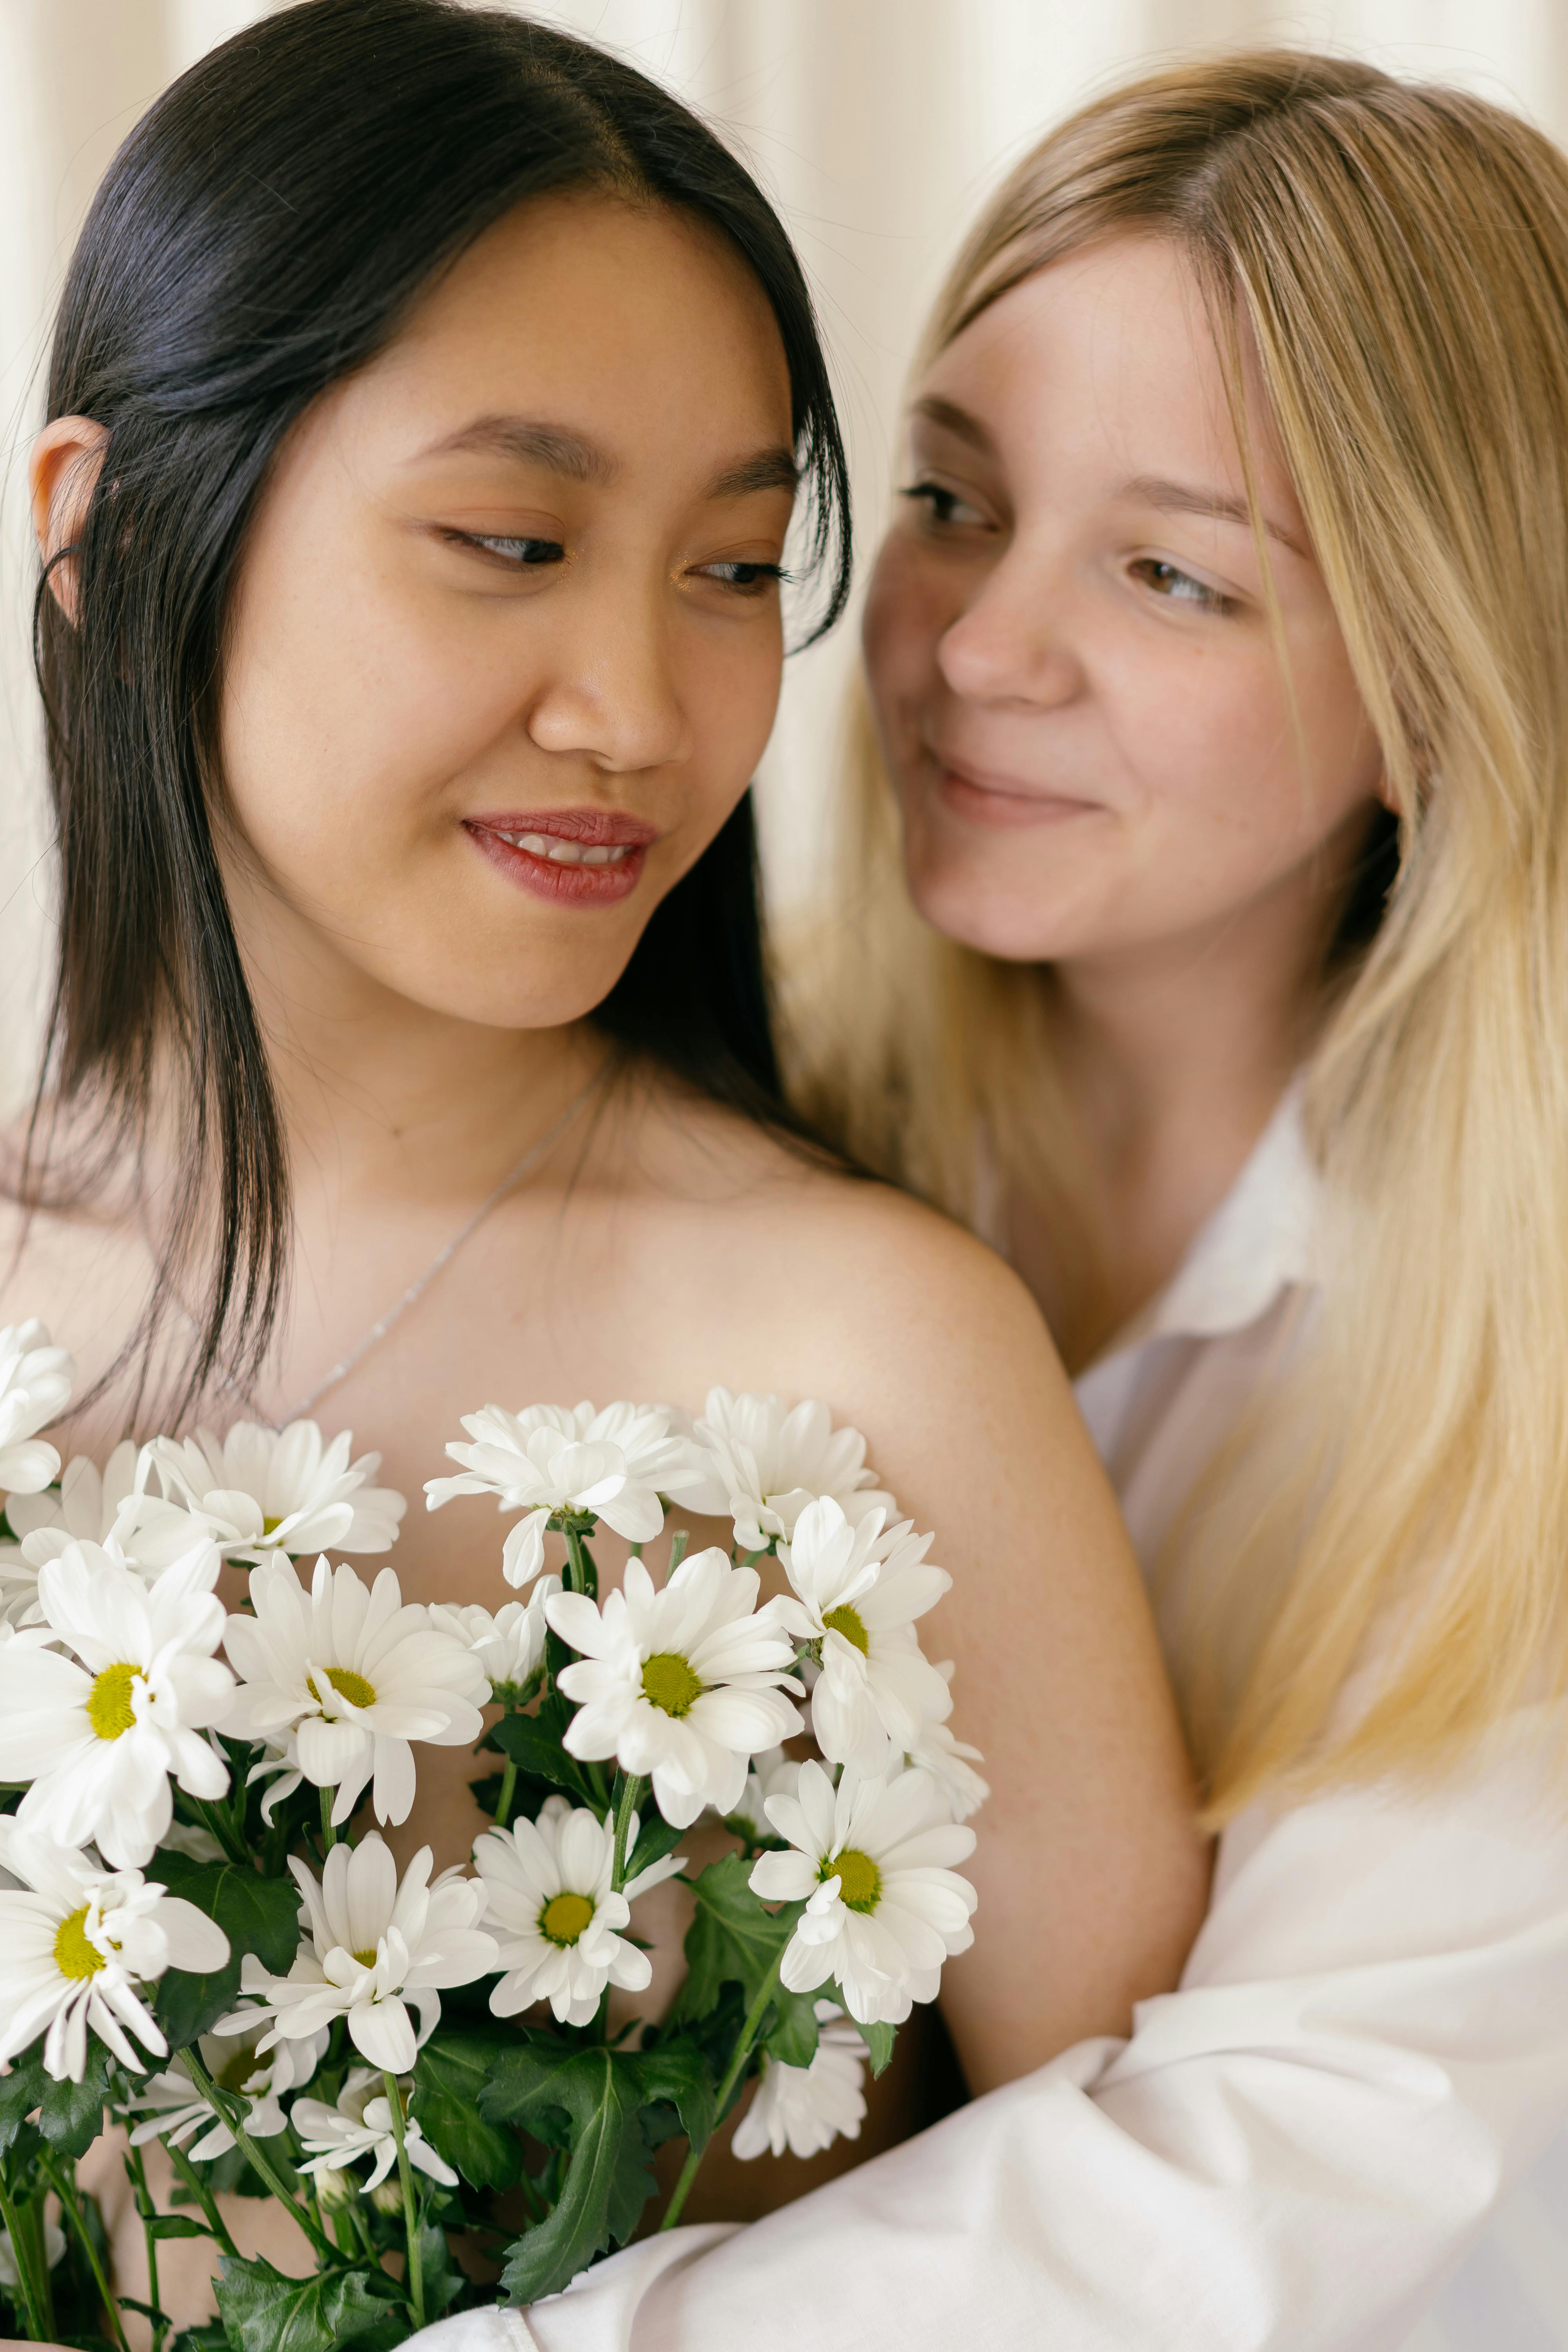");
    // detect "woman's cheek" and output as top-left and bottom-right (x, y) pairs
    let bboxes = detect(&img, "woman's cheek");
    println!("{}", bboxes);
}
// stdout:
(862, 536), (952, 716)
